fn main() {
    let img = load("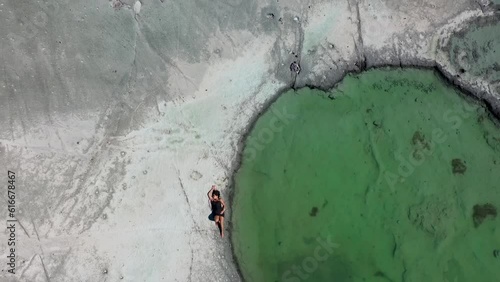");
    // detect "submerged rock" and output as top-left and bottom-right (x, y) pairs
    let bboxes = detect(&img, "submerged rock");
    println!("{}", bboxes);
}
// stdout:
(472, 203), (497, 227)
(451, 158), (467, 174)
(309, 206), (318, 217)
